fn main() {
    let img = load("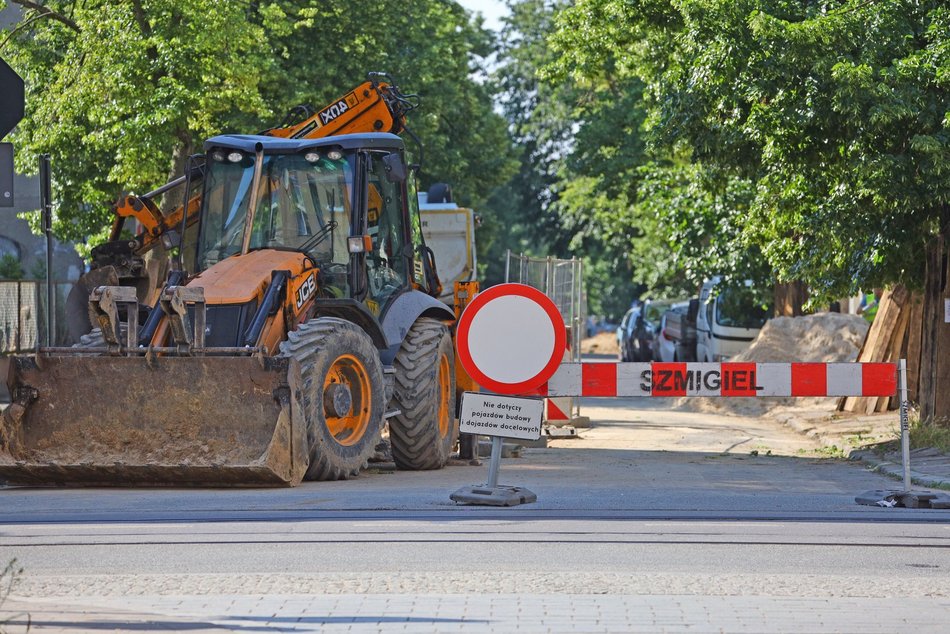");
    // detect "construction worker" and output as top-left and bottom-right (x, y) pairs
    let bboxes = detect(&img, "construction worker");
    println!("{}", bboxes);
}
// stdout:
(857, 288), (883, 323)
